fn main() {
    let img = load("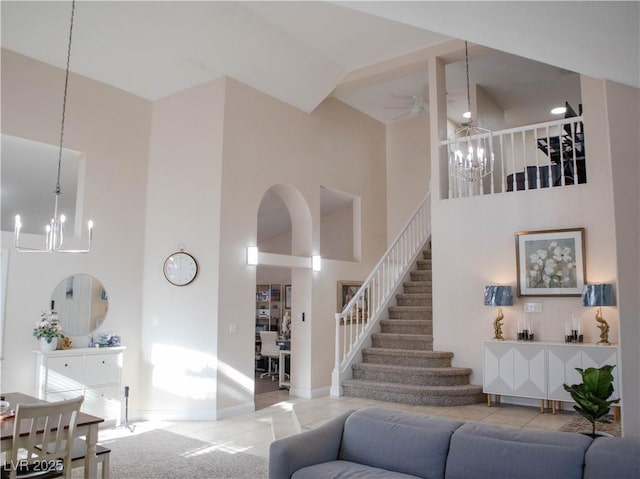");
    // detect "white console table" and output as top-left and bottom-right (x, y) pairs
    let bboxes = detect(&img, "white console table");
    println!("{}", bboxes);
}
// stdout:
(483, 341), (620, 415)
(34, 346), (125, 425)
